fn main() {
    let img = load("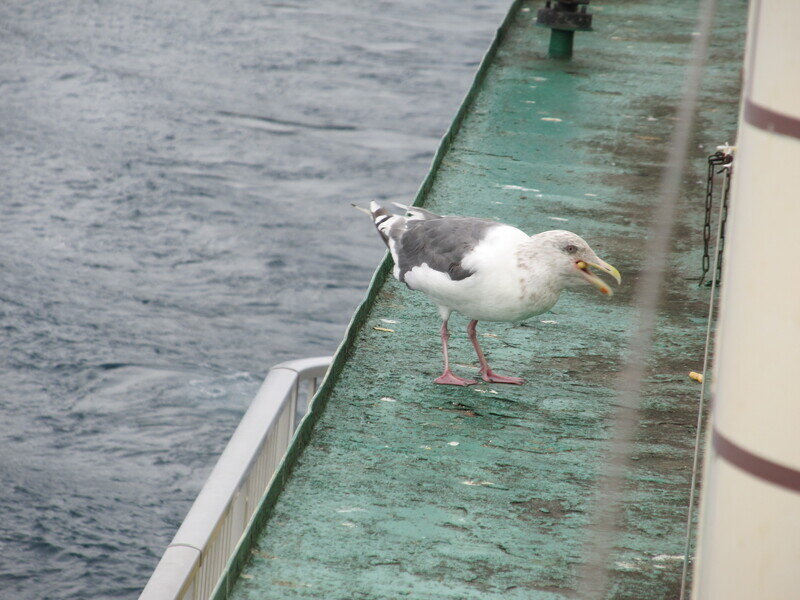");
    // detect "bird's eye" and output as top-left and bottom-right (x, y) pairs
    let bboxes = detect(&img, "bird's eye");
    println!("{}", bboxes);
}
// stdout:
(565, 244), (578, 254)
